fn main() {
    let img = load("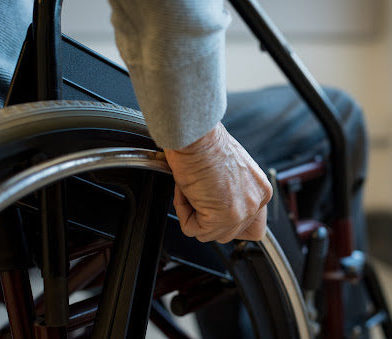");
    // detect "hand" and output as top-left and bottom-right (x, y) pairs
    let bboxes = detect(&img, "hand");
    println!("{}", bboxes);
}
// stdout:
(164, 122), (272, 244)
